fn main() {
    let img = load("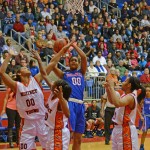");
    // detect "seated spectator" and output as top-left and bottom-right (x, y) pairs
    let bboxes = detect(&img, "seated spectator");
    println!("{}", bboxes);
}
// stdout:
(132, 71), (137, 78)
(121, 69), (130, 82)
(93, 50), (107, 66)
(41, 7), (51, 19)
(115, 38), (122, 50)
(139, 56), (147, 70)
(29, 59), (39, 77)
(20, 58), (28, 68)
(34, 7), (43, 22)
(2, 38), (15, 52)
(95, 60), (107, 75)
(116, 60), (126, 77)
(105, 59), (114, 74)
(3, 11), (15, 36)
(83, 42), (95, 62)
(15, 48), (29, 65)
(140, 68), (150, 84)
(56, 25), (66, 39)
(0, 30), (5, 53)
(24, 8), (34, 21)
(129, 52), (140, 71)
(128, 44), (139, 59)
(6, 59), (18, 74)
(123, 52), (131, 69)
(85, 30), (94, 43)
(115, 69), (121, 83)
(106, 67), (118, 84)
(112, 29), (122, 42)
(87, 61), (99, 77)
(0, 50), (9, 64)
(112, 51), (123, 67)
(89, 1), (100, 14)
(145, 58), (150, 68)
(35, 18), (46, 33)
(85, 100), (104, 138)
